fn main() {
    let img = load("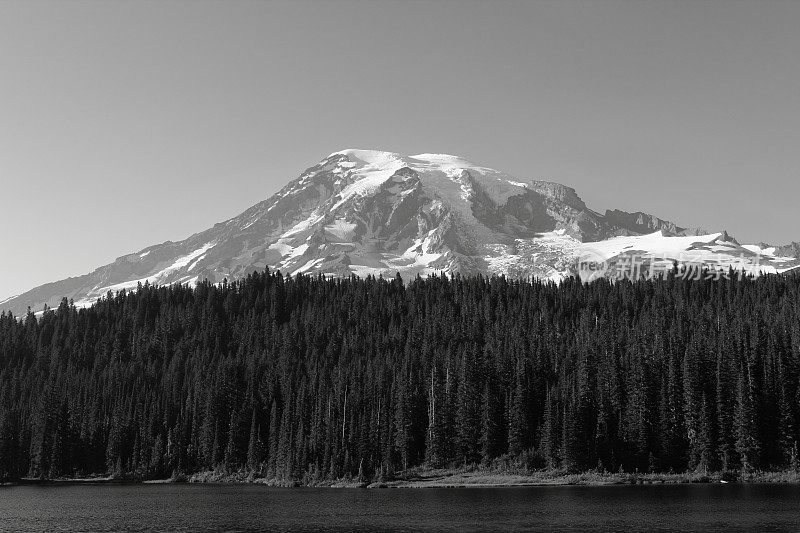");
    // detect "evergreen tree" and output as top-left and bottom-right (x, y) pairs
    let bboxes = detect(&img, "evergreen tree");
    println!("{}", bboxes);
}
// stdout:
(0, 268), (797, 482)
